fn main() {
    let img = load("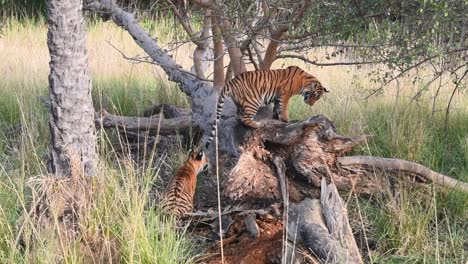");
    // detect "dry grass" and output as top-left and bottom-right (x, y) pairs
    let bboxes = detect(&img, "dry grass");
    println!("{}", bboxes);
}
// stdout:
(0, 18), (467, 263)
